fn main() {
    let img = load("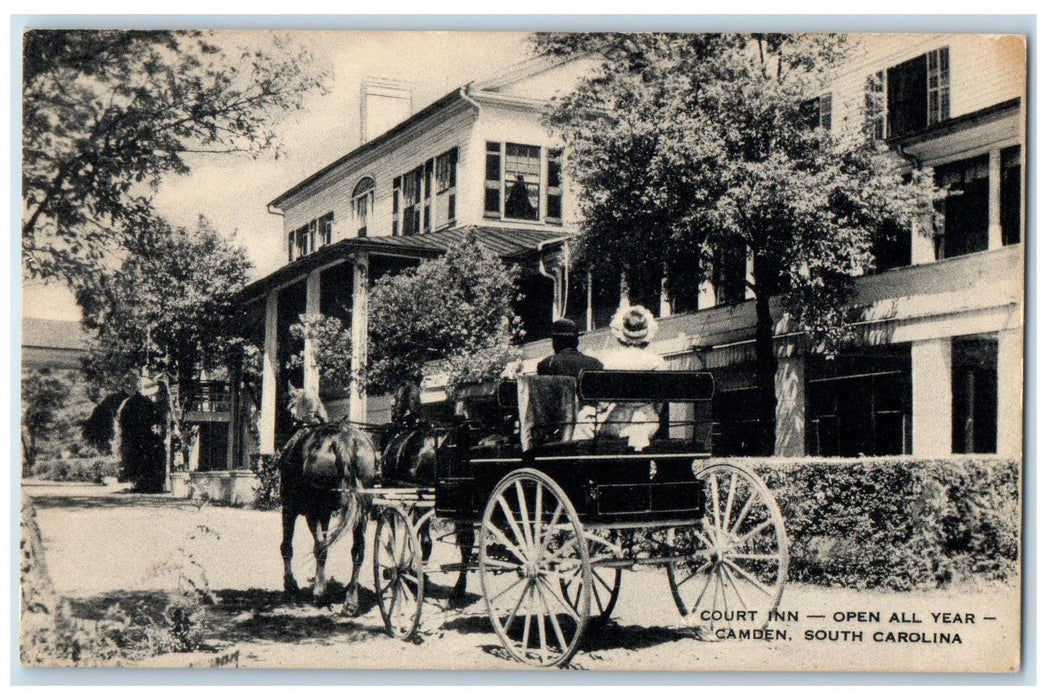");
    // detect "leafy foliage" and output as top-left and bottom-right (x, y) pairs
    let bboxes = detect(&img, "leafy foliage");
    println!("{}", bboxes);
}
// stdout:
(21, 368), (71, 470)
(537, 33), (941, 453)
(77, 215), (252, 392)
(22, 29), (328, 283)
(751, 456), (1021, 590)
(292, 233), (522, 394)
(251, 454), (281, 510)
